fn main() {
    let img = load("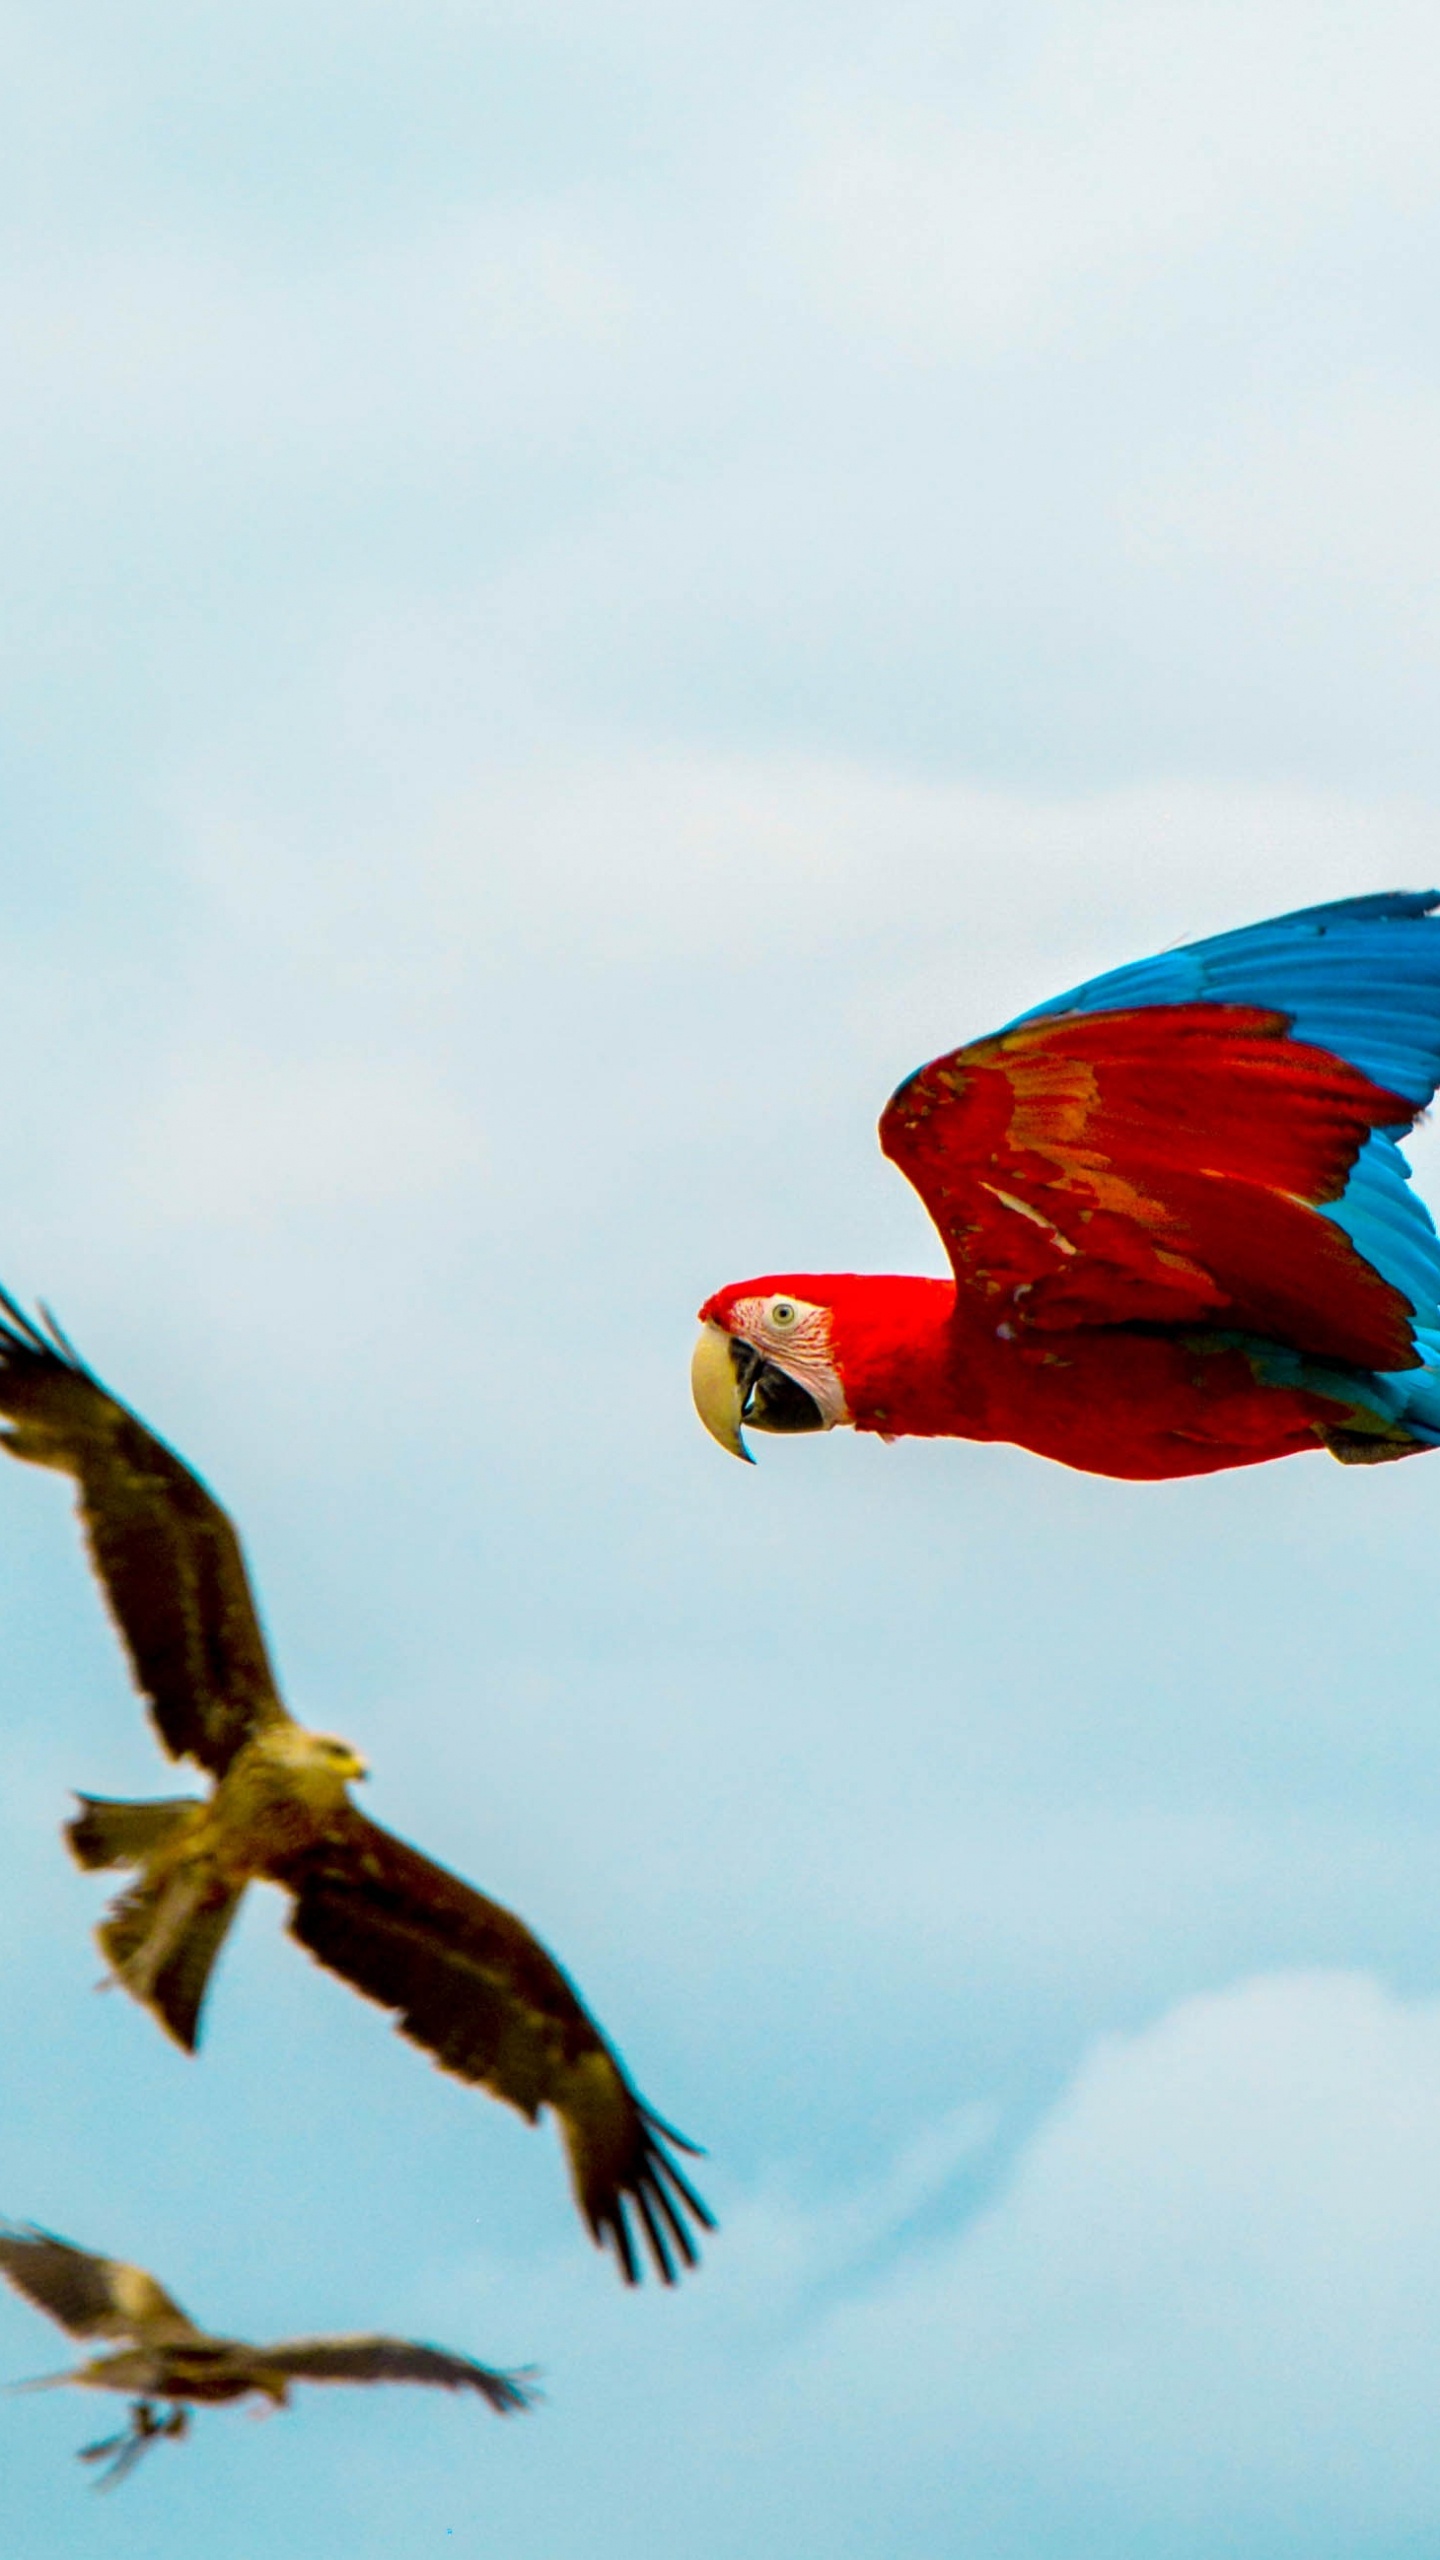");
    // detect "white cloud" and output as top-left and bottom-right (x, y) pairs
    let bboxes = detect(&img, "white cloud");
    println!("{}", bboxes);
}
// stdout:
(0, 209), (635, 467)
(1123, 385), (1440, 634)
(122, 1048), (479, 1225)
(179, 728), (1440, 985)
(790, 0), (1440, 357)
(728, 1972), (1440, 2555)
